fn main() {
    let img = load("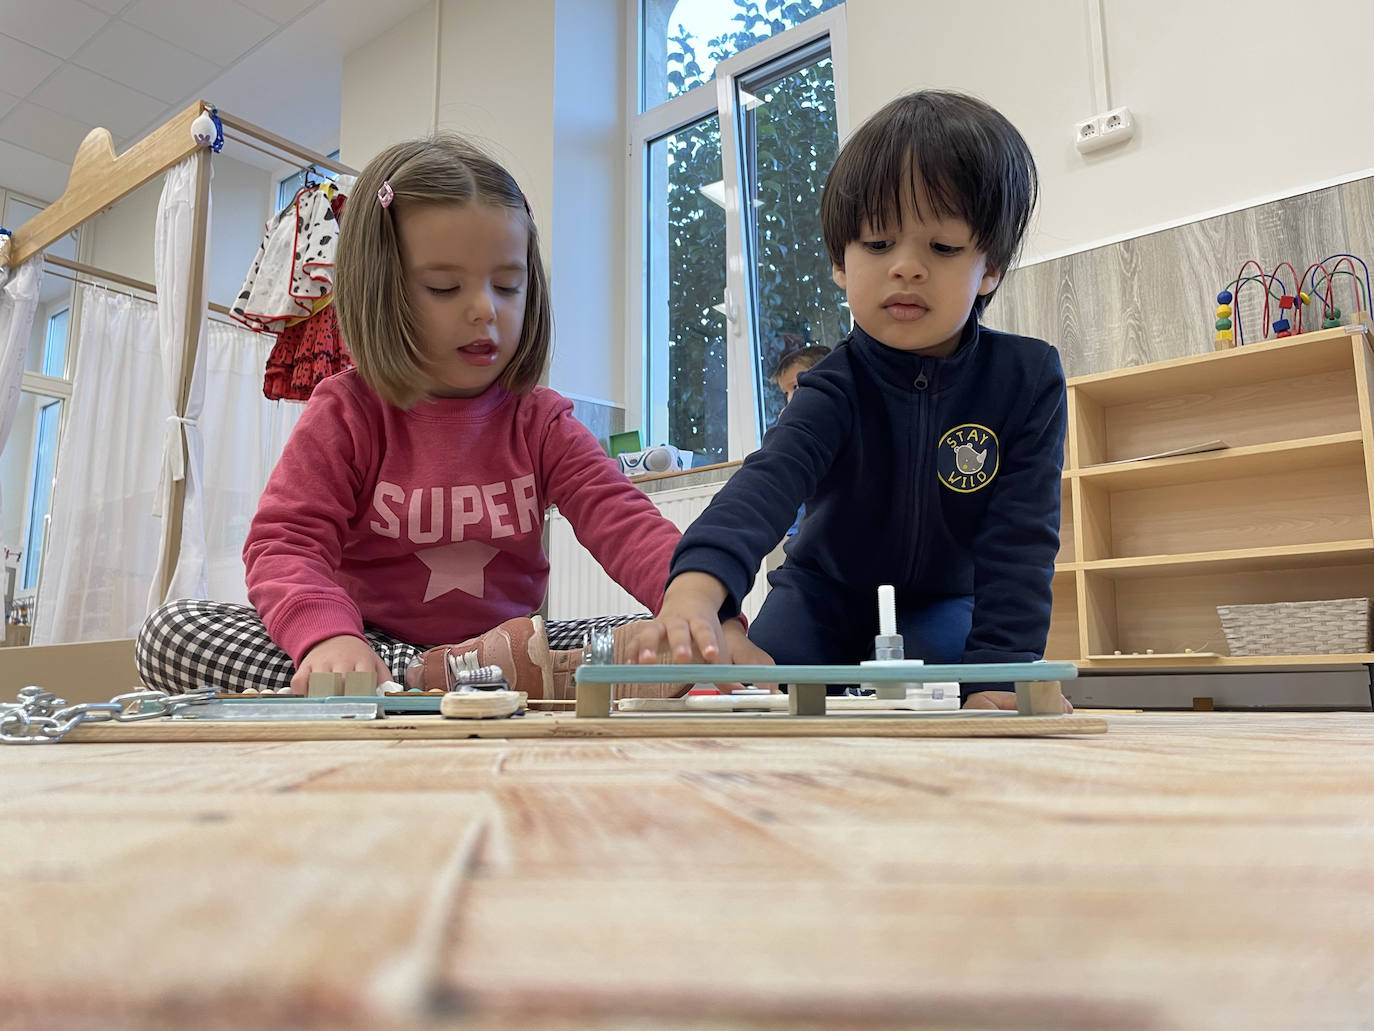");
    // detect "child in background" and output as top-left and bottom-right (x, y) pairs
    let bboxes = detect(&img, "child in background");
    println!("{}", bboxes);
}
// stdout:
(771, 344), (832, 405)
(628, 91), (1069, 710)
(136, 135), (761, 696)
(771, 344), (831, 539)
